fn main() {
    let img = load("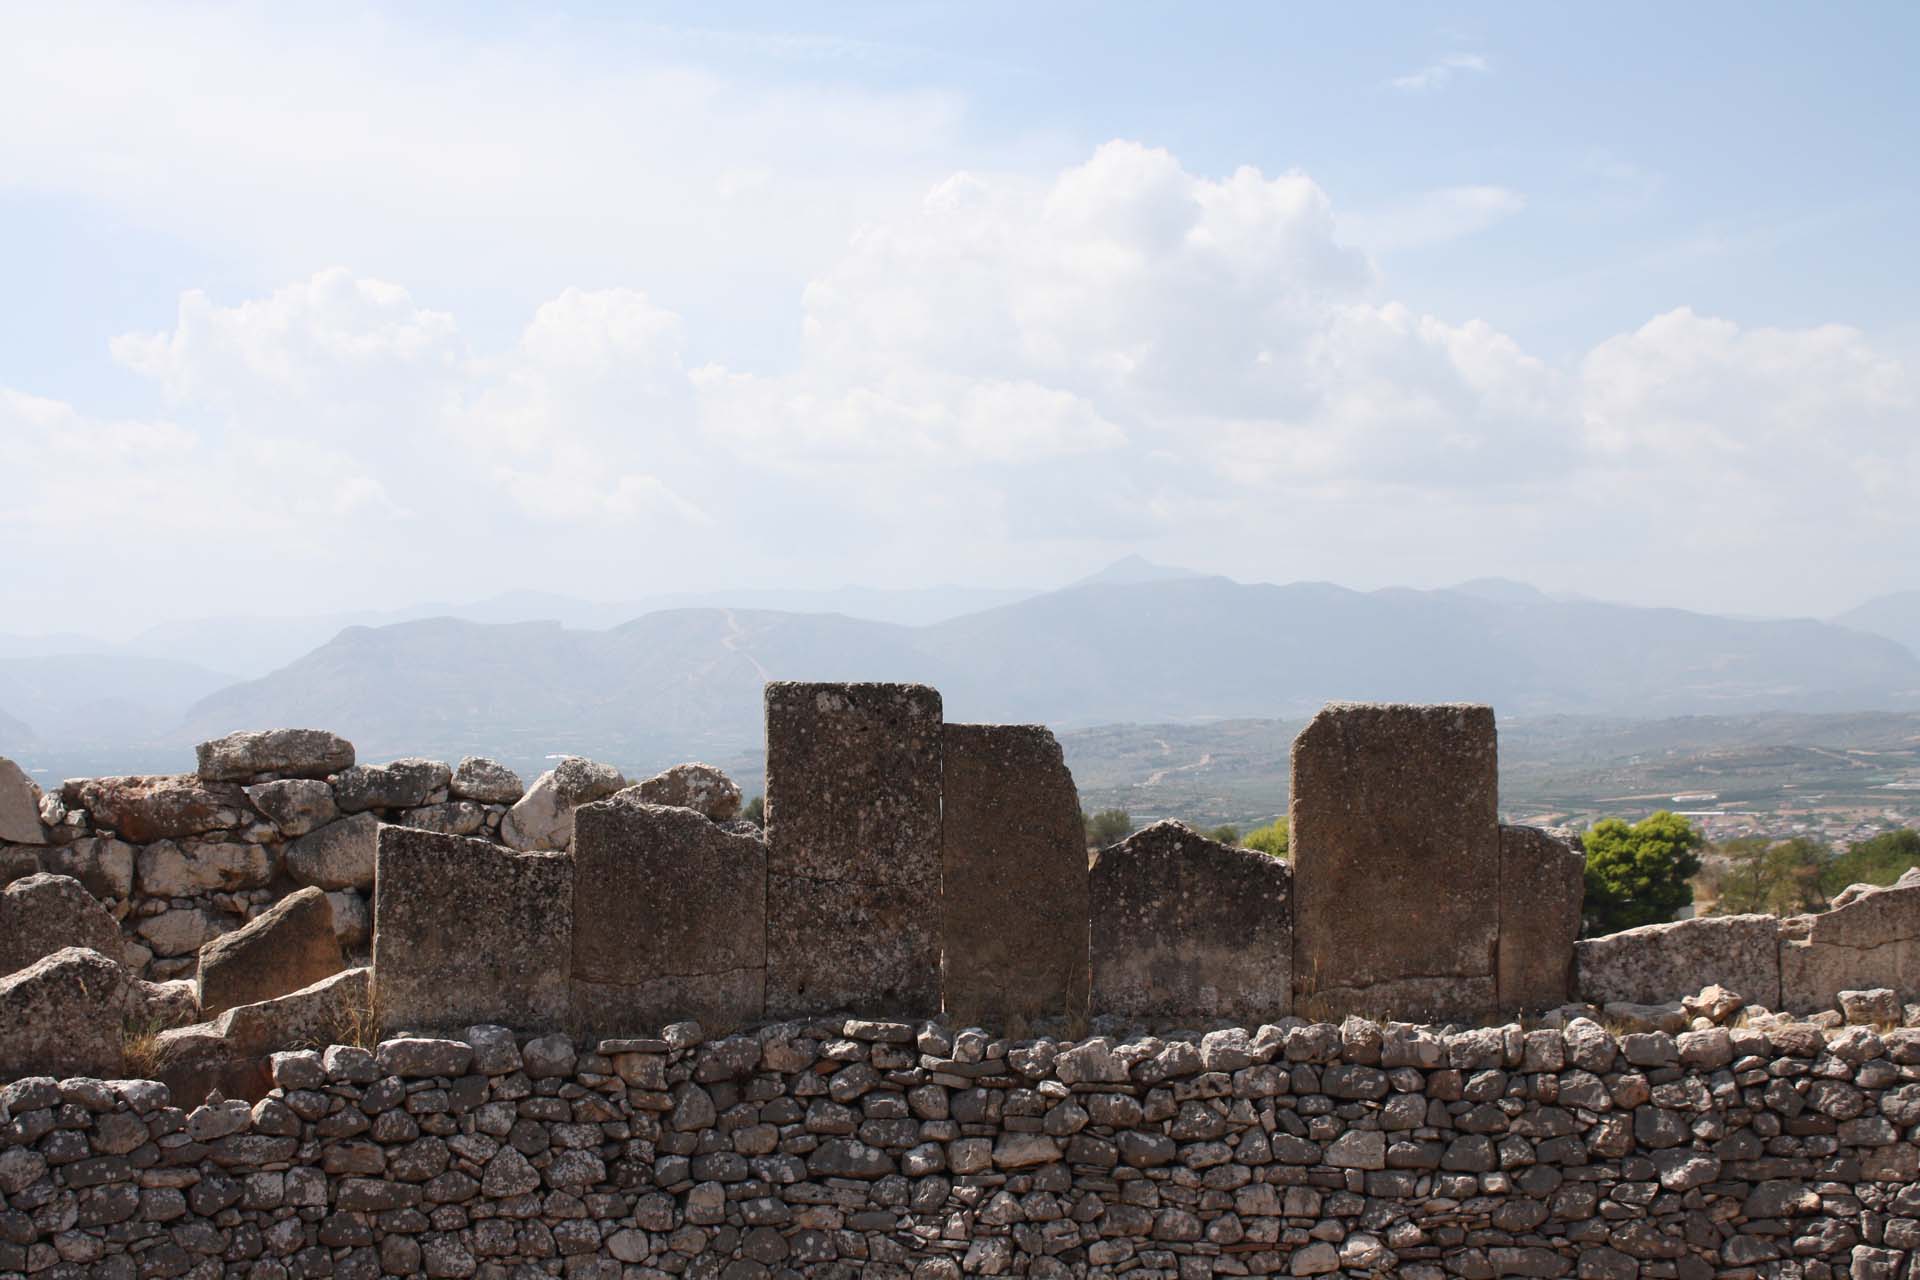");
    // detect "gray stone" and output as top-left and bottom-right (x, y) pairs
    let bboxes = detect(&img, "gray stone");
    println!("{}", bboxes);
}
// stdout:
(1838, 987), (1903, 1025)
(196, 729), (354, 781)
(136, 838), (273, 897)
(66, 775), (254, 843)
(243, 778), (338, 838)
(396, 801), (486, 837)
(1780, 879), (1920, 1011)
(1574, 913), (1781, 1008)
(0, 872), (122, 975)
(0, 756), (45, 844)
(0, 947), (130, 1078)
(1089, 820), (1292, 1023)
(450, 756), (525, 804)
(212, 966), (371, 1059)
(0, 842), (40, 886)
(763, 681), (943, 1017)
(41, 836), (135, 900)
(284, 813), (382, 891)
(376, 1037), (475, 1078)
(1498, 824), (1584, 1013)
(941, 723), (1090, 1027)
(332, 758), (451, 813)
(373, 826), (572, 1031)
(327, 890), (372, 953)
(628, 762), (743, 821)
(570, 797), (766, 1033)
(501, 756), (625, 851)
(196, 887), (343, 1018)
(1291, 702), (1500, 1022)
(135, 905), (228, 957)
